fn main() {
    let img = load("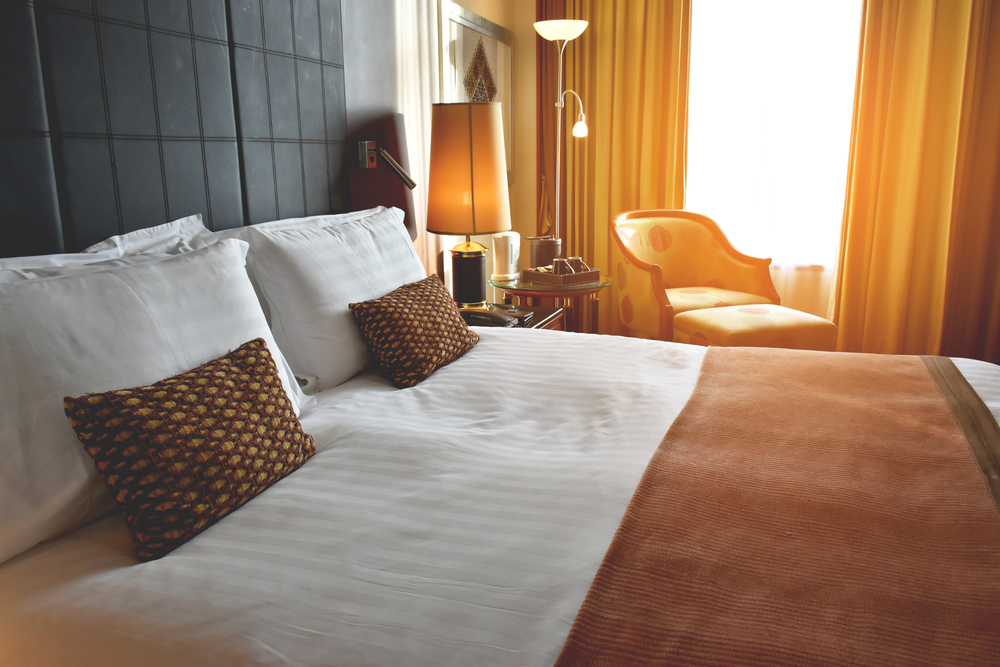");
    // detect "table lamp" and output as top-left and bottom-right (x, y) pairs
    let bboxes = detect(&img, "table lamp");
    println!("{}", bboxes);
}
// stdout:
(534, 19), (589, 265)
(426, 102), (512, 309)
